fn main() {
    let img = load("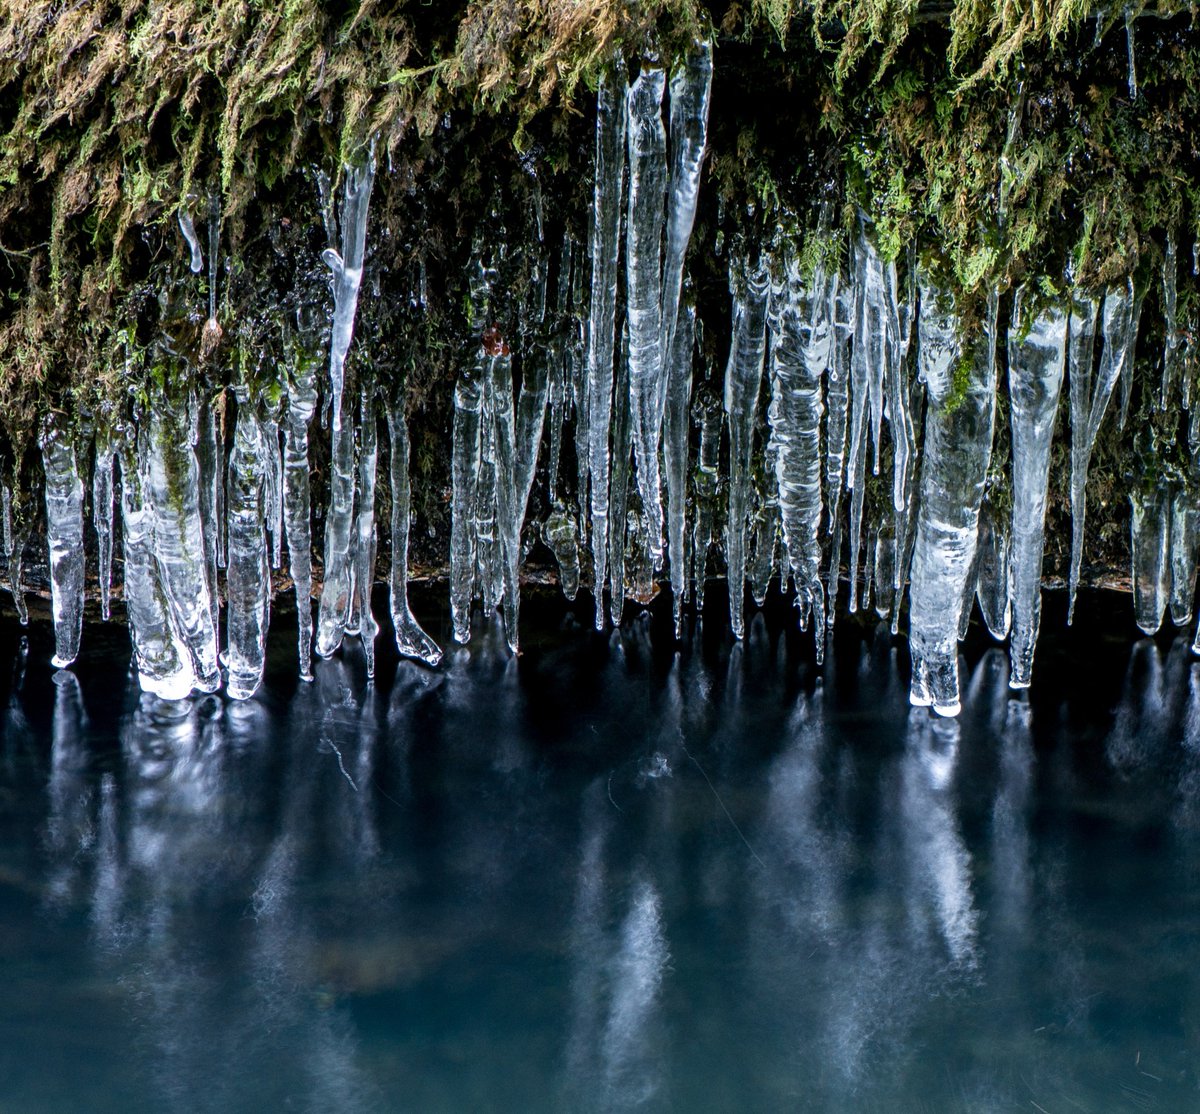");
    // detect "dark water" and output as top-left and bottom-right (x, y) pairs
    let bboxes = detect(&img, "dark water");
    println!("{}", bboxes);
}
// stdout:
(1, 588), (1198, 1113)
